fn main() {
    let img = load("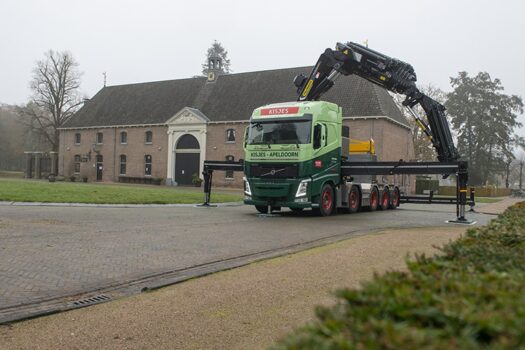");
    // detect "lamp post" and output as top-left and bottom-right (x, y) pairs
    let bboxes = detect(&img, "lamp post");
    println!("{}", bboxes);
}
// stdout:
(520, 161), (523, 191)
